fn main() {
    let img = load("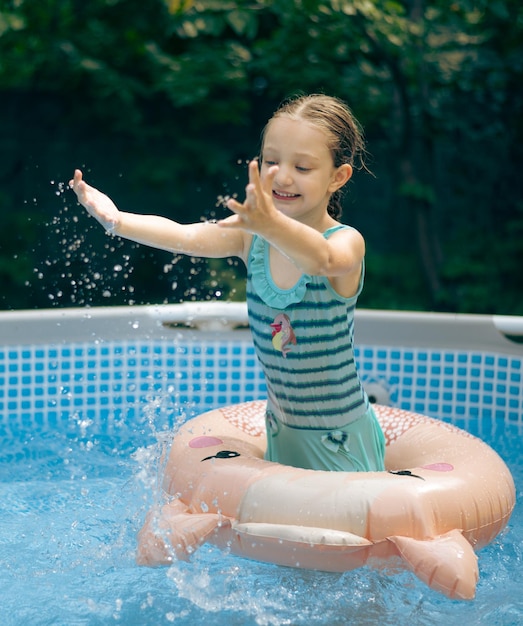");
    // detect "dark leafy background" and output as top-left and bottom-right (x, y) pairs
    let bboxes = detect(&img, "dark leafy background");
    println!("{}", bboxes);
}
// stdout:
(1, 0), (522, 313)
